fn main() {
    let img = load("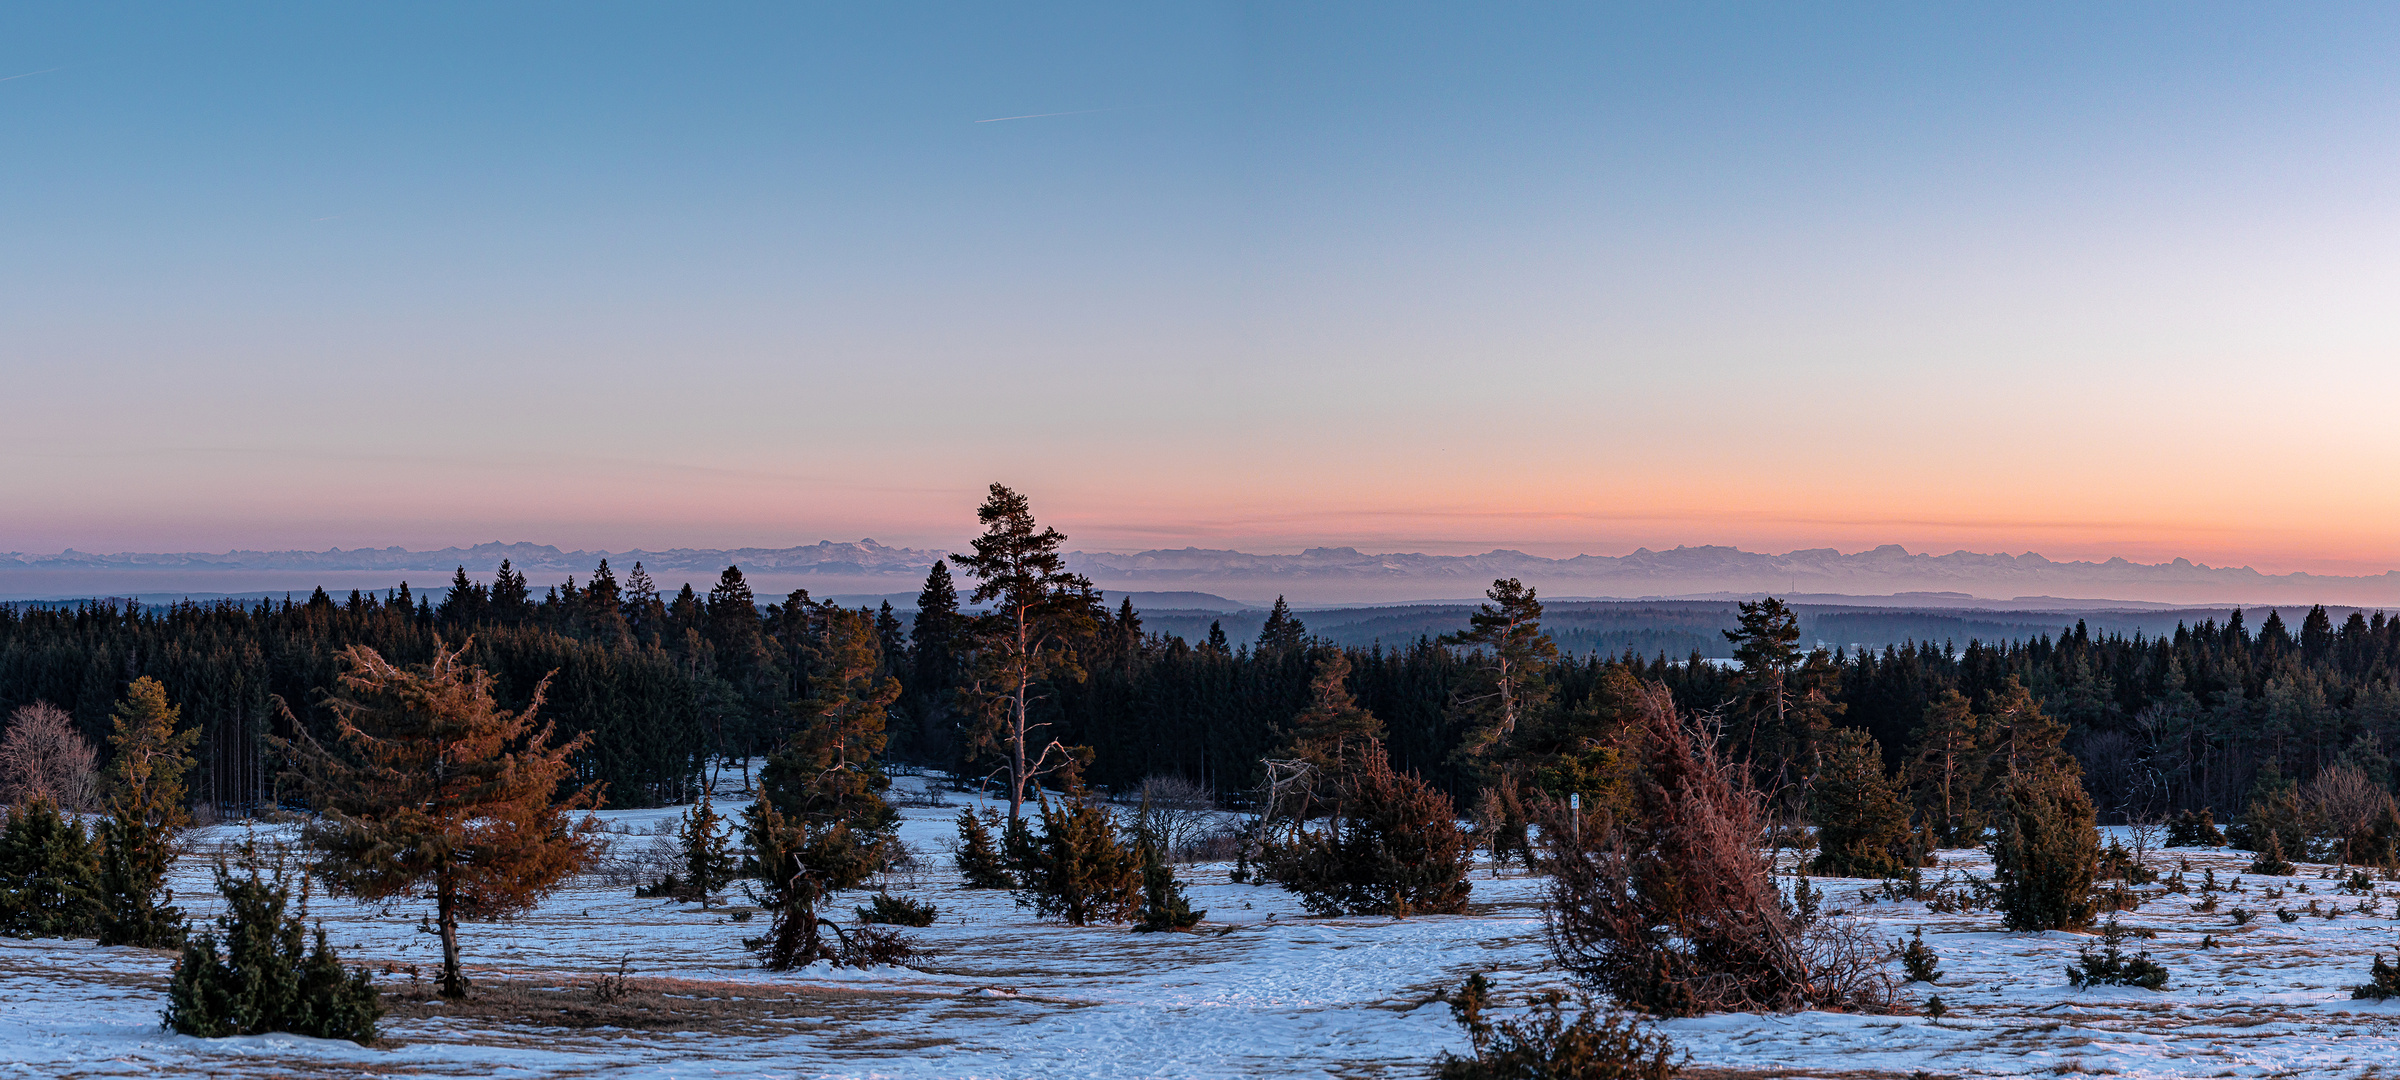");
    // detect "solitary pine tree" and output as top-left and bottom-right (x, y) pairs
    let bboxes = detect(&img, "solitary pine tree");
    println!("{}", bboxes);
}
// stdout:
(283, 642), (603, 998)
(1441, 579), (1558, 744)
(949, 483), (1101, 820)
